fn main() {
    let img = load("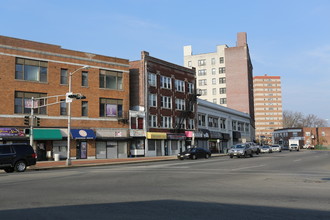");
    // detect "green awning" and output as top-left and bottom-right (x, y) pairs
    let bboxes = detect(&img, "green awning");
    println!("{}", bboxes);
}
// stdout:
(33, 129), (63, 140)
